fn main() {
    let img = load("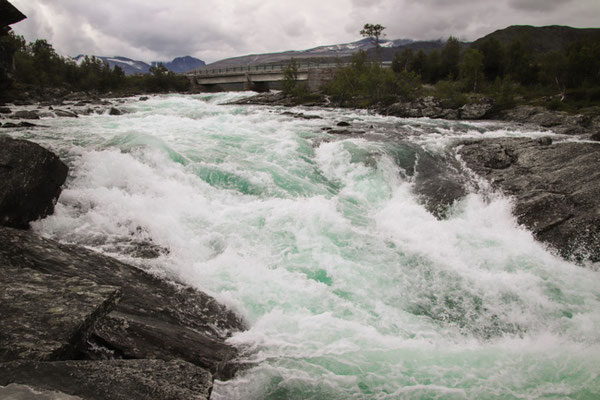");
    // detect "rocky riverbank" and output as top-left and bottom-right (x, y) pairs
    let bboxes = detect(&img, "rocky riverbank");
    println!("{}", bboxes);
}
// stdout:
(0, 136), (247, 399)
(227, 92), (600, 140)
